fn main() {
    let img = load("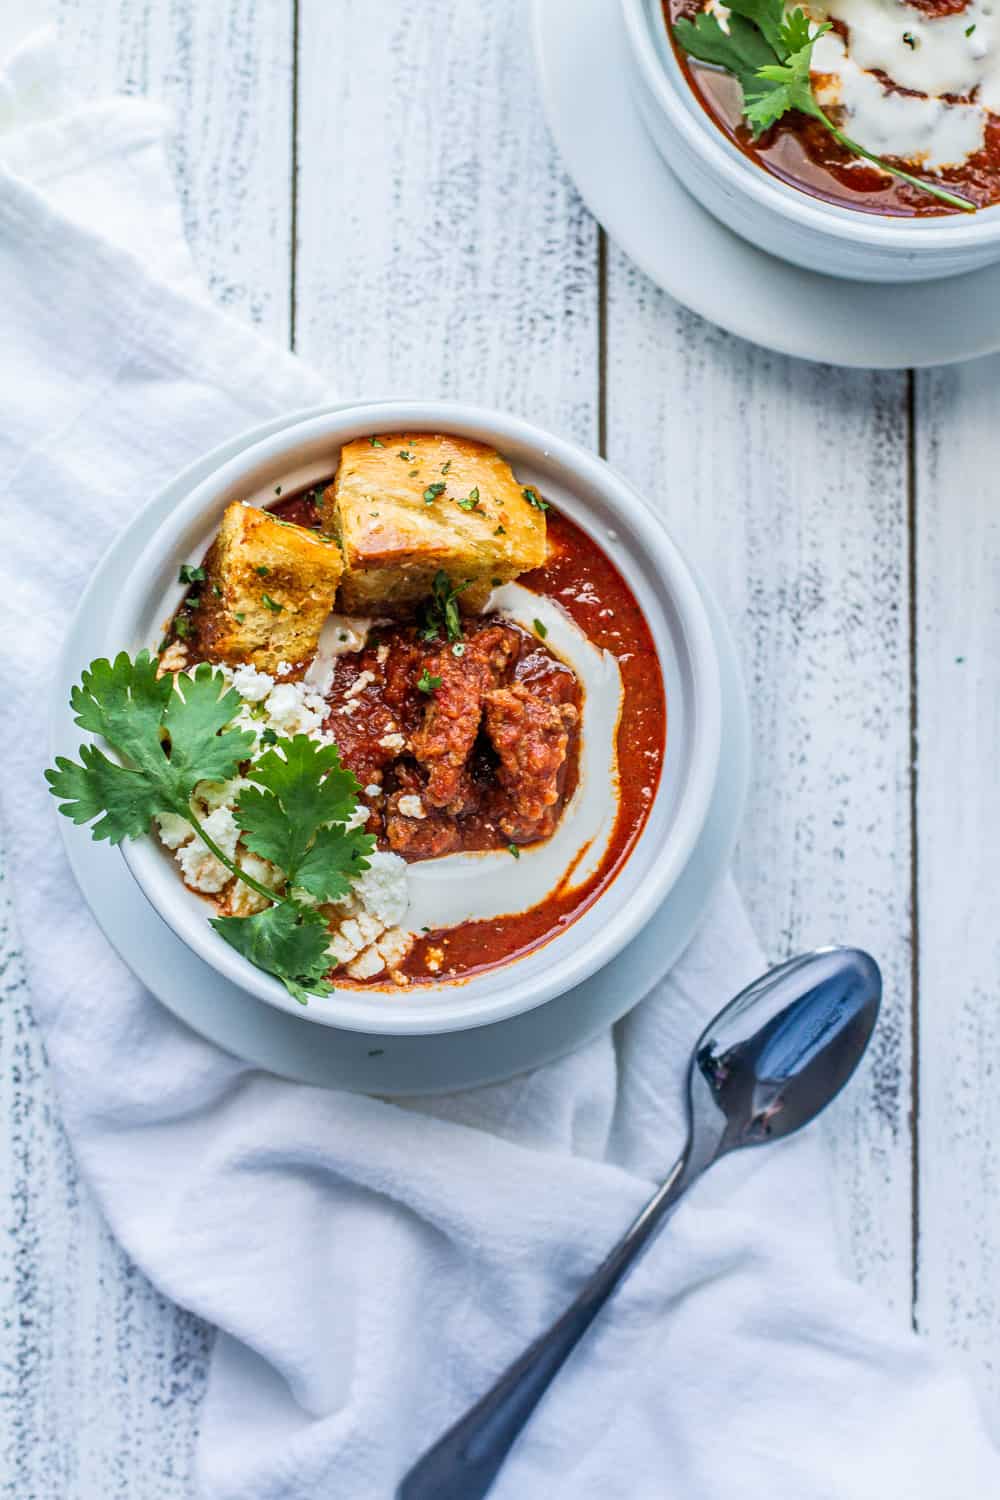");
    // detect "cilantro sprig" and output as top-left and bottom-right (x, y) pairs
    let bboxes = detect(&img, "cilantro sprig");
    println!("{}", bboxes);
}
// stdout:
(45, 652), (374, 1003)
(674, 0), (976, 212)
